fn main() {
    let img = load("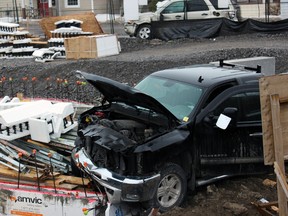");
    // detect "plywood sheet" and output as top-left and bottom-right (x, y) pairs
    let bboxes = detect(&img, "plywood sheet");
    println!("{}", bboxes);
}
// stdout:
(65, 36), (98, 59)
(260, 73), (288, 165)
(39, 12), (104, 39)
